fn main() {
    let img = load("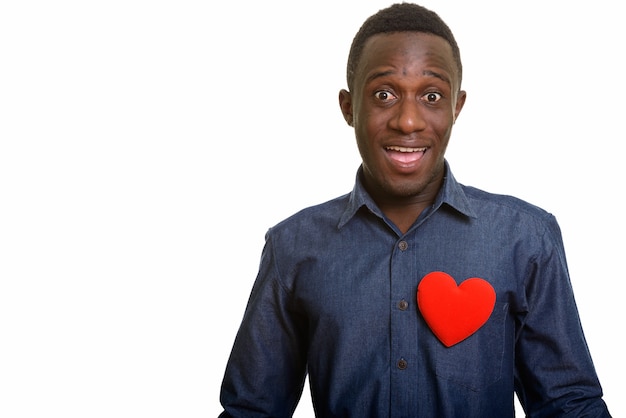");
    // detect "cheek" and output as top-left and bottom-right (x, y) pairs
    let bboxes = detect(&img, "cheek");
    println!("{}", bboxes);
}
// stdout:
(362, 109), (389, 137)
(429, 114), (455, 140)
(355, 111), (382, 140)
